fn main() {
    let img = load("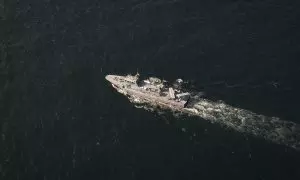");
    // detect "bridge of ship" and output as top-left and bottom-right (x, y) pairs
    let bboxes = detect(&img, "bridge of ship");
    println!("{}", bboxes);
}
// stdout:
(126, 76), (190, 102)
(113, 75), (190, 101)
